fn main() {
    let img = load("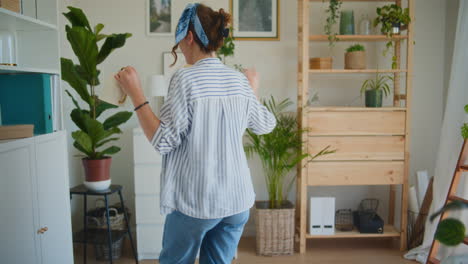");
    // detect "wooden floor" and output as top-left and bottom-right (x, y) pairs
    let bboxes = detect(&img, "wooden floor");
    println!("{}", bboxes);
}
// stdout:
(74, 237), (414, 264)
